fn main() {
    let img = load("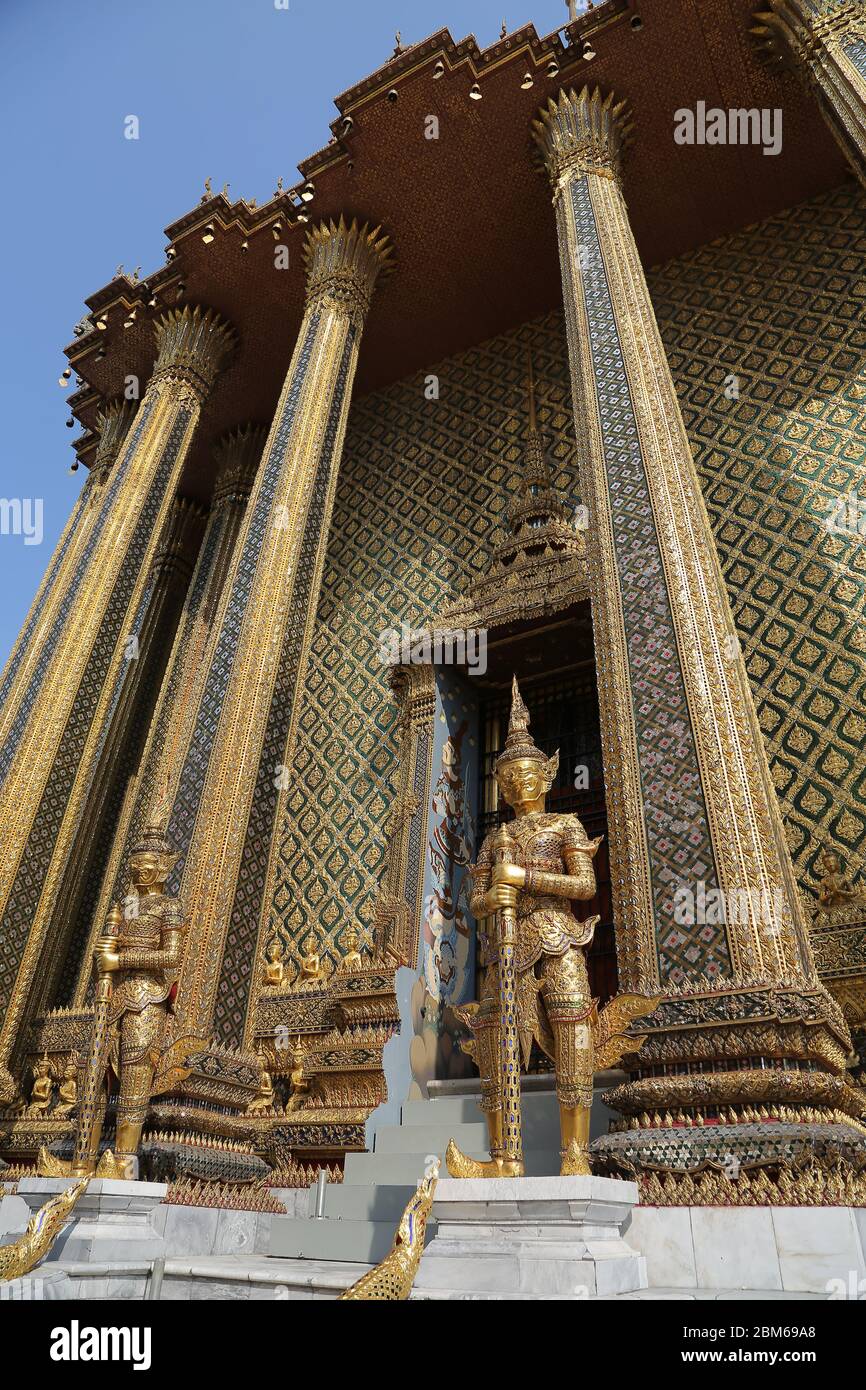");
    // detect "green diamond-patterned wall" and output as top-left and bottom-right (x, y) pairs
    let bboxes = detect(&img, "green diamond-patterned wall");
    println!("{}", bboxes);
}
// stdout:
(268, 181), (865, 985)
(267, 314), (584, 979)
(650, 180), (866, 906)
